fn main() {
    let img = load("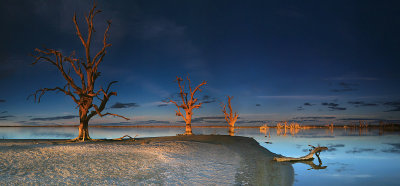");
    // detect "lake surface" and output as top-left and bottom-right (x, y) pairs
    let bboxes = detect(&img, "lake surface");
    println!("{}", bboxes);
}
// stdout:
(1, 127), (399, 186)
